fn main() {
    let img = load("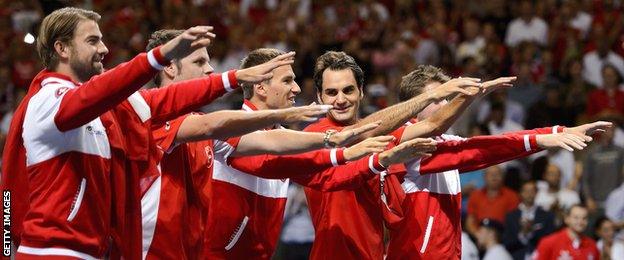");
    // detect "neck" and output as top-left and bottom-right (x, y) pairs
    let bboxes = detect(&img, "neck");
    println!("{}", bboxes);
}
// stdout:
(485, 240), (499, 249)
(567, 227), (580, 240)
(486, 188), (500, 197)
(249, 97), (270, 111)
(522, 202), (534, 208)
(54, 63), (82, 83)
